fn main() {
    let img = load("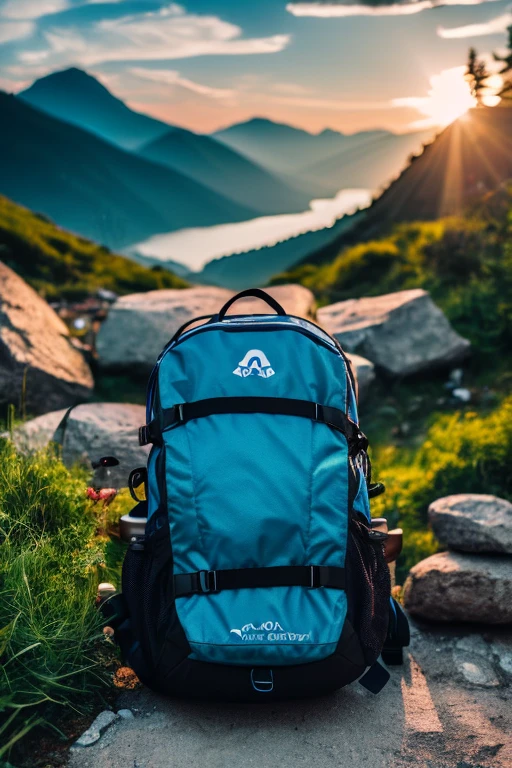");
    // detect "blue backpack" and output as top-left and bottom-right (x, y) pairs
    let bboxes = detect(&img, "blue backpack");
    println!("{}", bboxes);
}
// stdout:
(117, 289), (409, 699)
